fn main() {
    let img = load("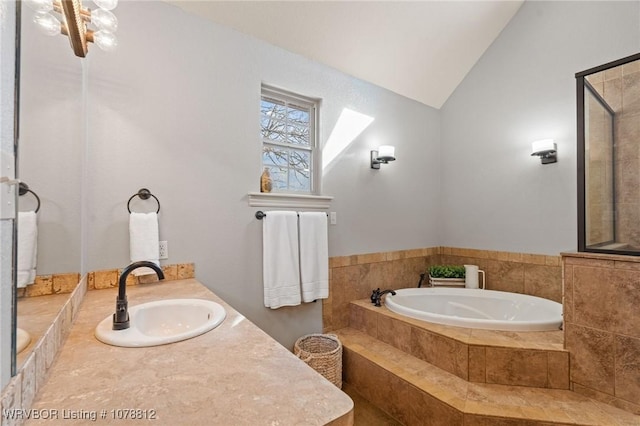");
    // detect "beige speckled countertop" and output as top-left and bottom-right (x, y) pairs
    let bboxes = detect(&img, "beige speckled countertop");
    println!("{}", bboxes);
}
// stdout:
(26, 279), (353, 425)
